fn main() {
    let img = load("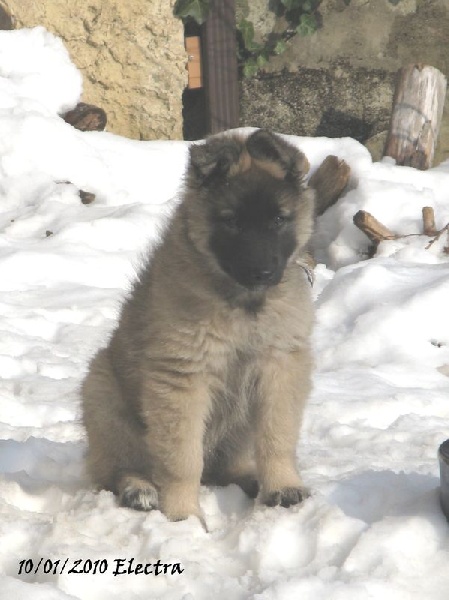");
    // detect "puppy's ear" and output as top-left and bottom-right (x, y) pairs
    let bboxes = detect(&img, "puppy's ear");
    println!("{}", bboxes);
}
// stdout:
(246, 129), (309, 181)
(189, 137), (242, 181)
